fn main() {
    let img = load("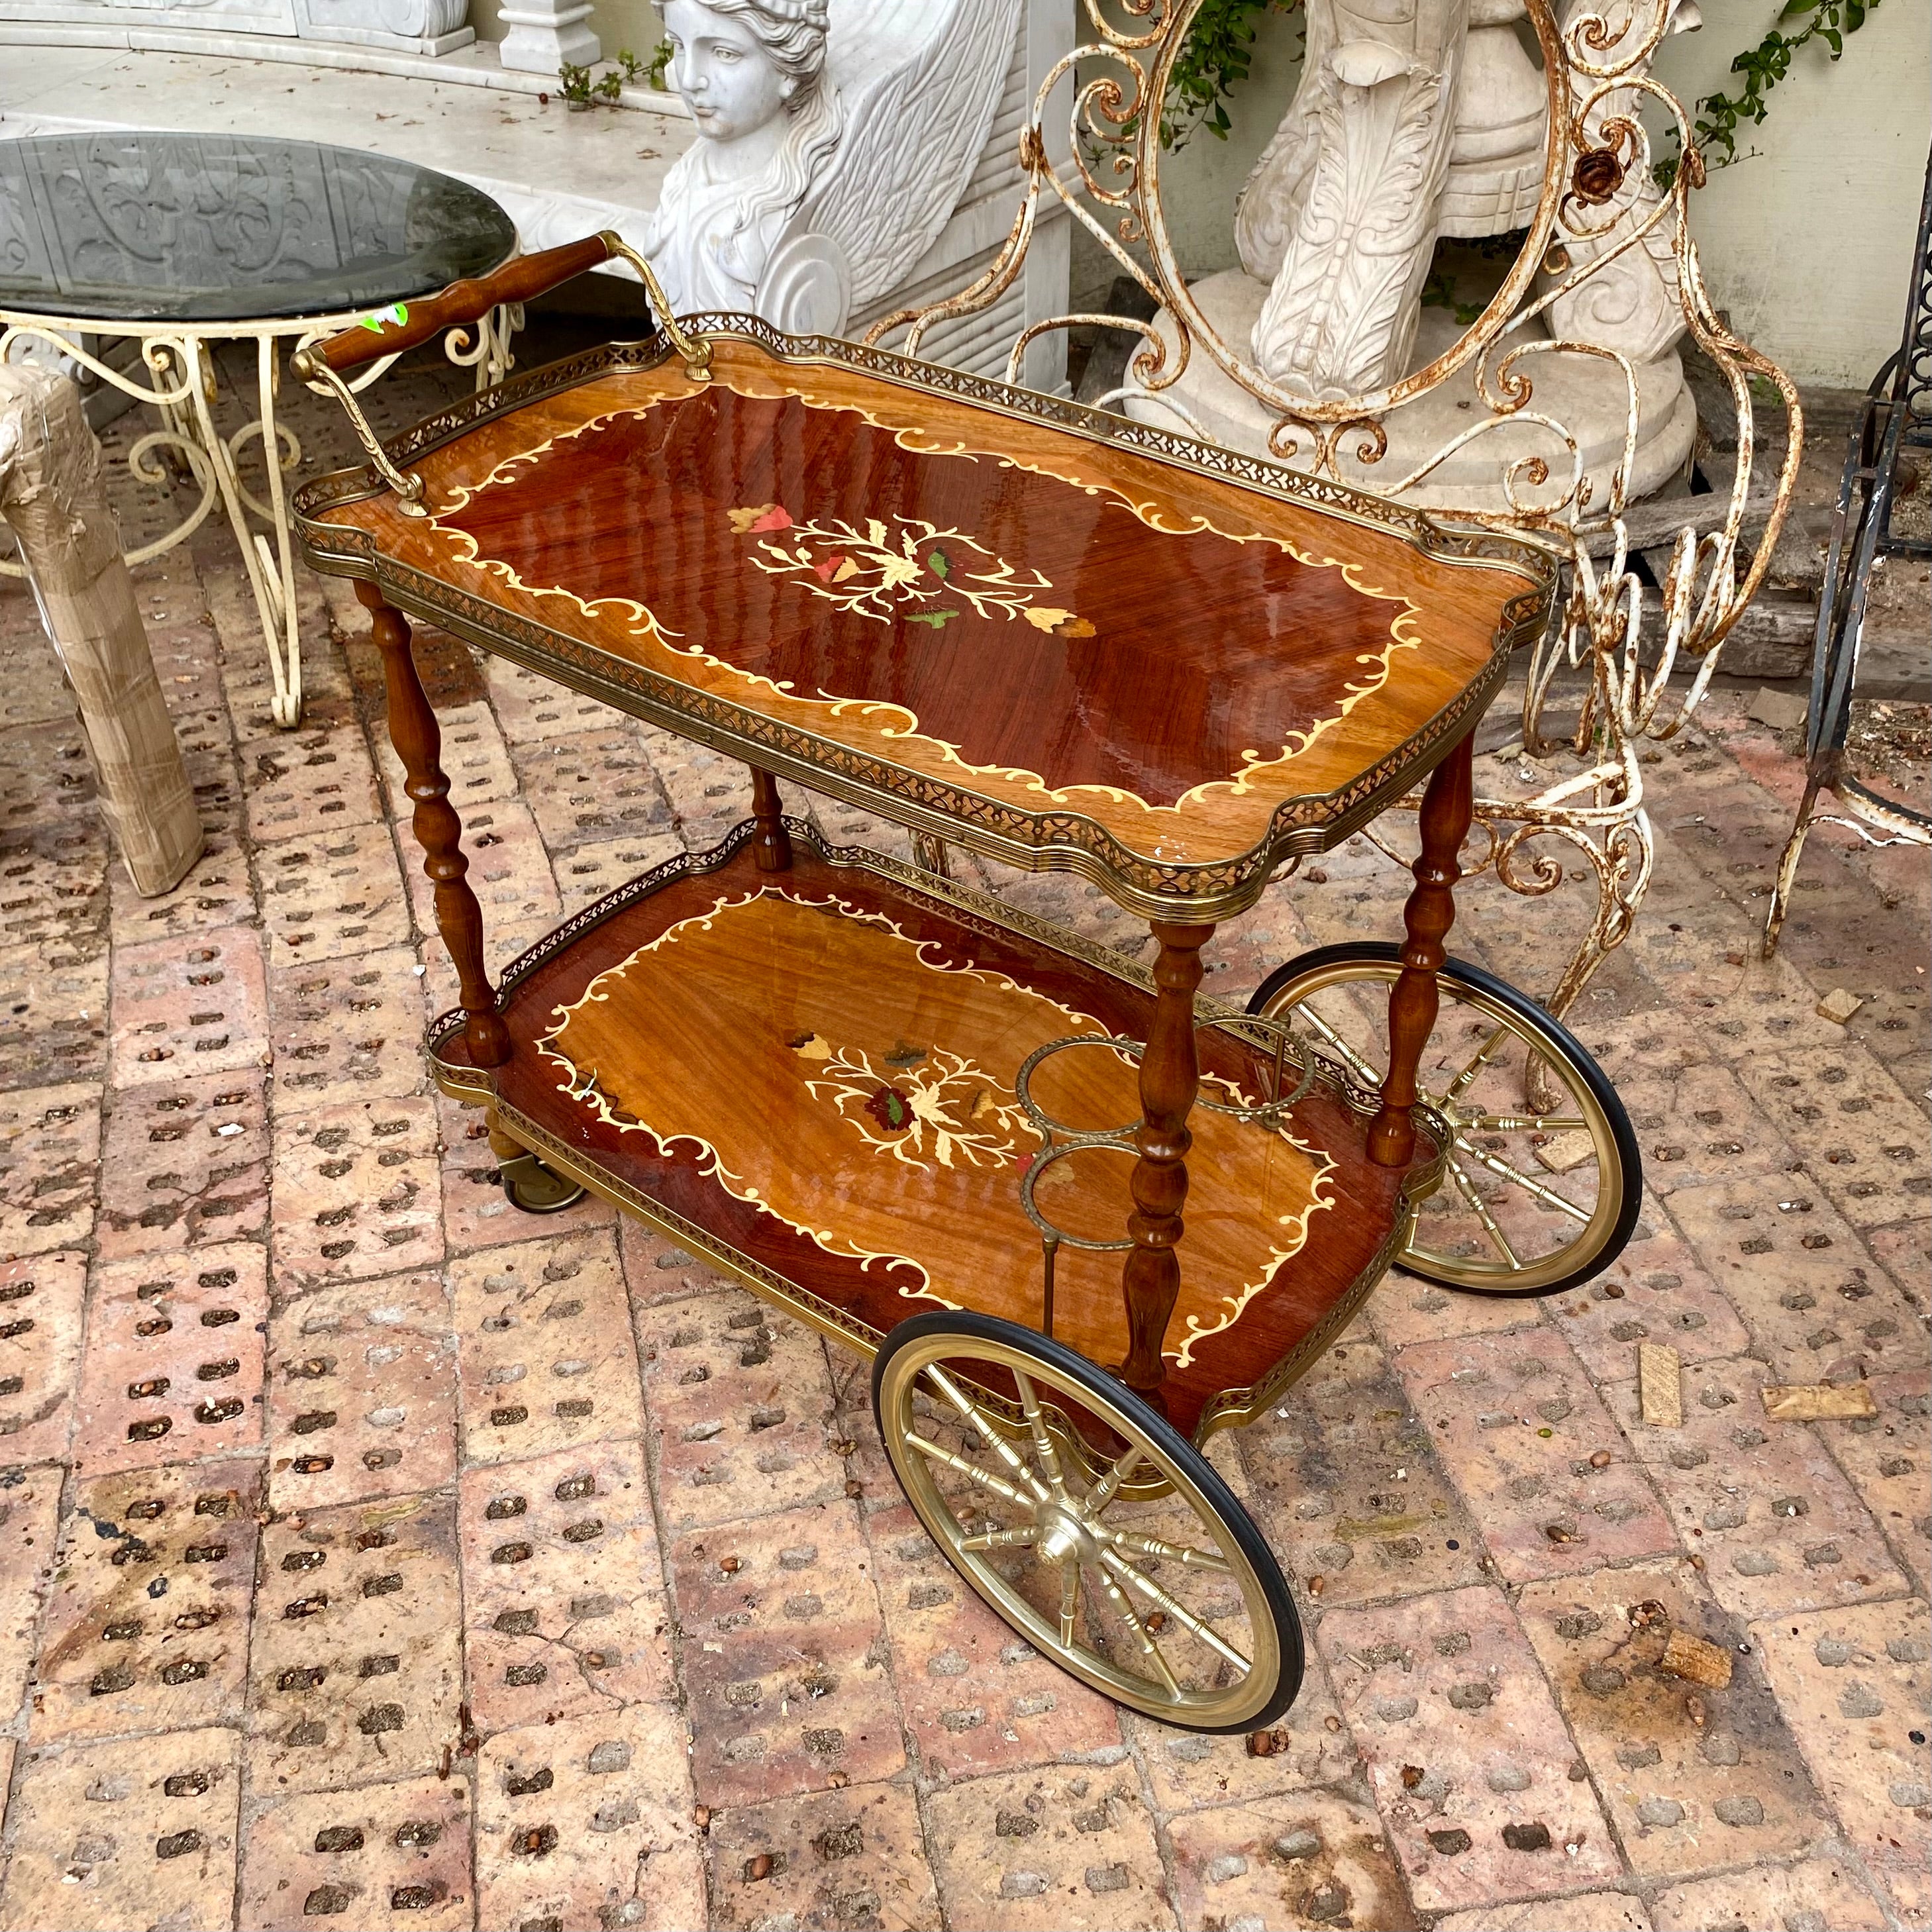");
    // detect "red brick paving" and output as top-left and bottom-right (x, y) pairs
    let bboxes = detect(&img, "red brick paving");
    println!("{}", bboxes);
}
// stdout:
(264, 1264), (458, 1511)
(0, 347), (1921, 1930)
(93, 1068), (270, 1260)
(236, 1773), (472, 1931)
(0, 1252), (87, 1468)
(72, 1244), (270, 1478)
